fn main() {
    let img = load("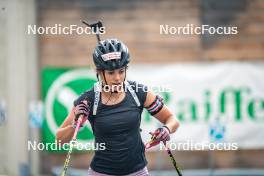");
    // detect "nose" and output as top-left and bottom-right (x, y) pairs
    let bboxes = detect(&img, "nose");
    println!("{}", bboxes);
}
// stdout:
(113, 72), (121, 81)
